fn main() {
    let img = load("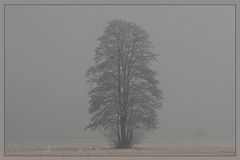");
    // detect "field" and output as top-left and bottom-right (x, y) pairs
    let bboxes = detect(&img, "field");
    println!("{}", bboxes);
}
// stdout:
(5, 137), (235, 156)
